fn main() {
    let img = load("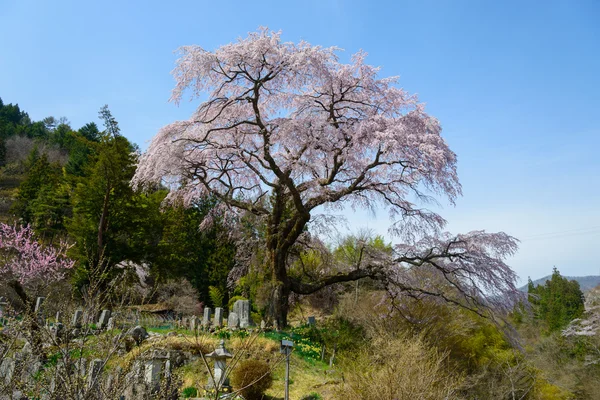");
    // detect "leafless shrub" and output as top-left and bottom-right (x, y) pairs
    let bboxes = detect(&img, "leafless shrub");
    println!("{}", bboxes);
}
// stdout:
(334, 331), (462, 400)
(4, 135), (35, 165)
(155, 278), (202, 316)
(4, 135), (68, 166)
